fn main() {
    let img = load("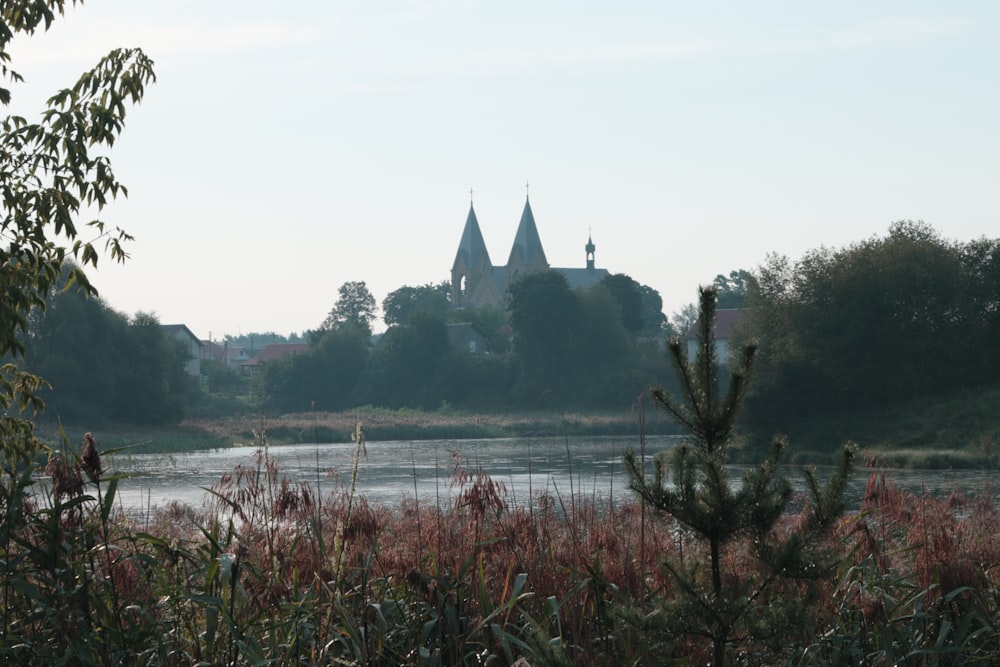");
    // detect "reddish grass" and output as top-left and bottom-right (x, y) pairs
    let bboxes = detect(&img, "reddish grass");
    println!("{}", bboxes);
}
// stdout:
(83, 453), (1000, 663)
